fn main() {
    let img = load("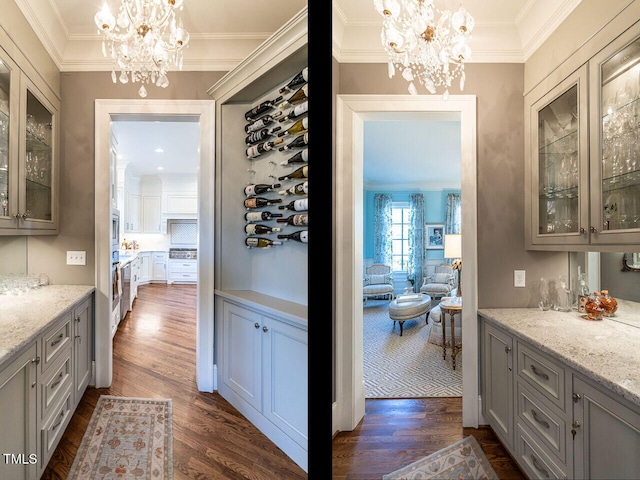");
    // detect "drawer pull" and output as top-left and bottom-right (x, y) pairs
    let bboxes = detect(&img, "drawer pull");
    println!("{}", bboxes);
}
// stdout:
(51, 372), (64, 389)
(531, 455), (549, 478)
(531, 409), (550, 429)
(52, 410), (65, 431)
(51, 333), (64, 347)
(530, 364), (549, 380)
